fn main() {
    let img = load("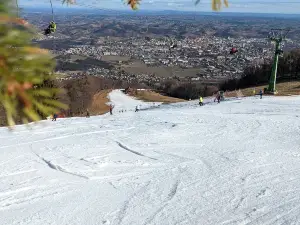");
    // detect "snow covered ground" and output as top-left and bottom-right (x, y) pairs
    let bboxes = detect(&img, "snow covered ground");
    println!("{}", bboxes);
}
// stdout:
(1, 90), (300, 225)
(108, 90), (162, 112)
